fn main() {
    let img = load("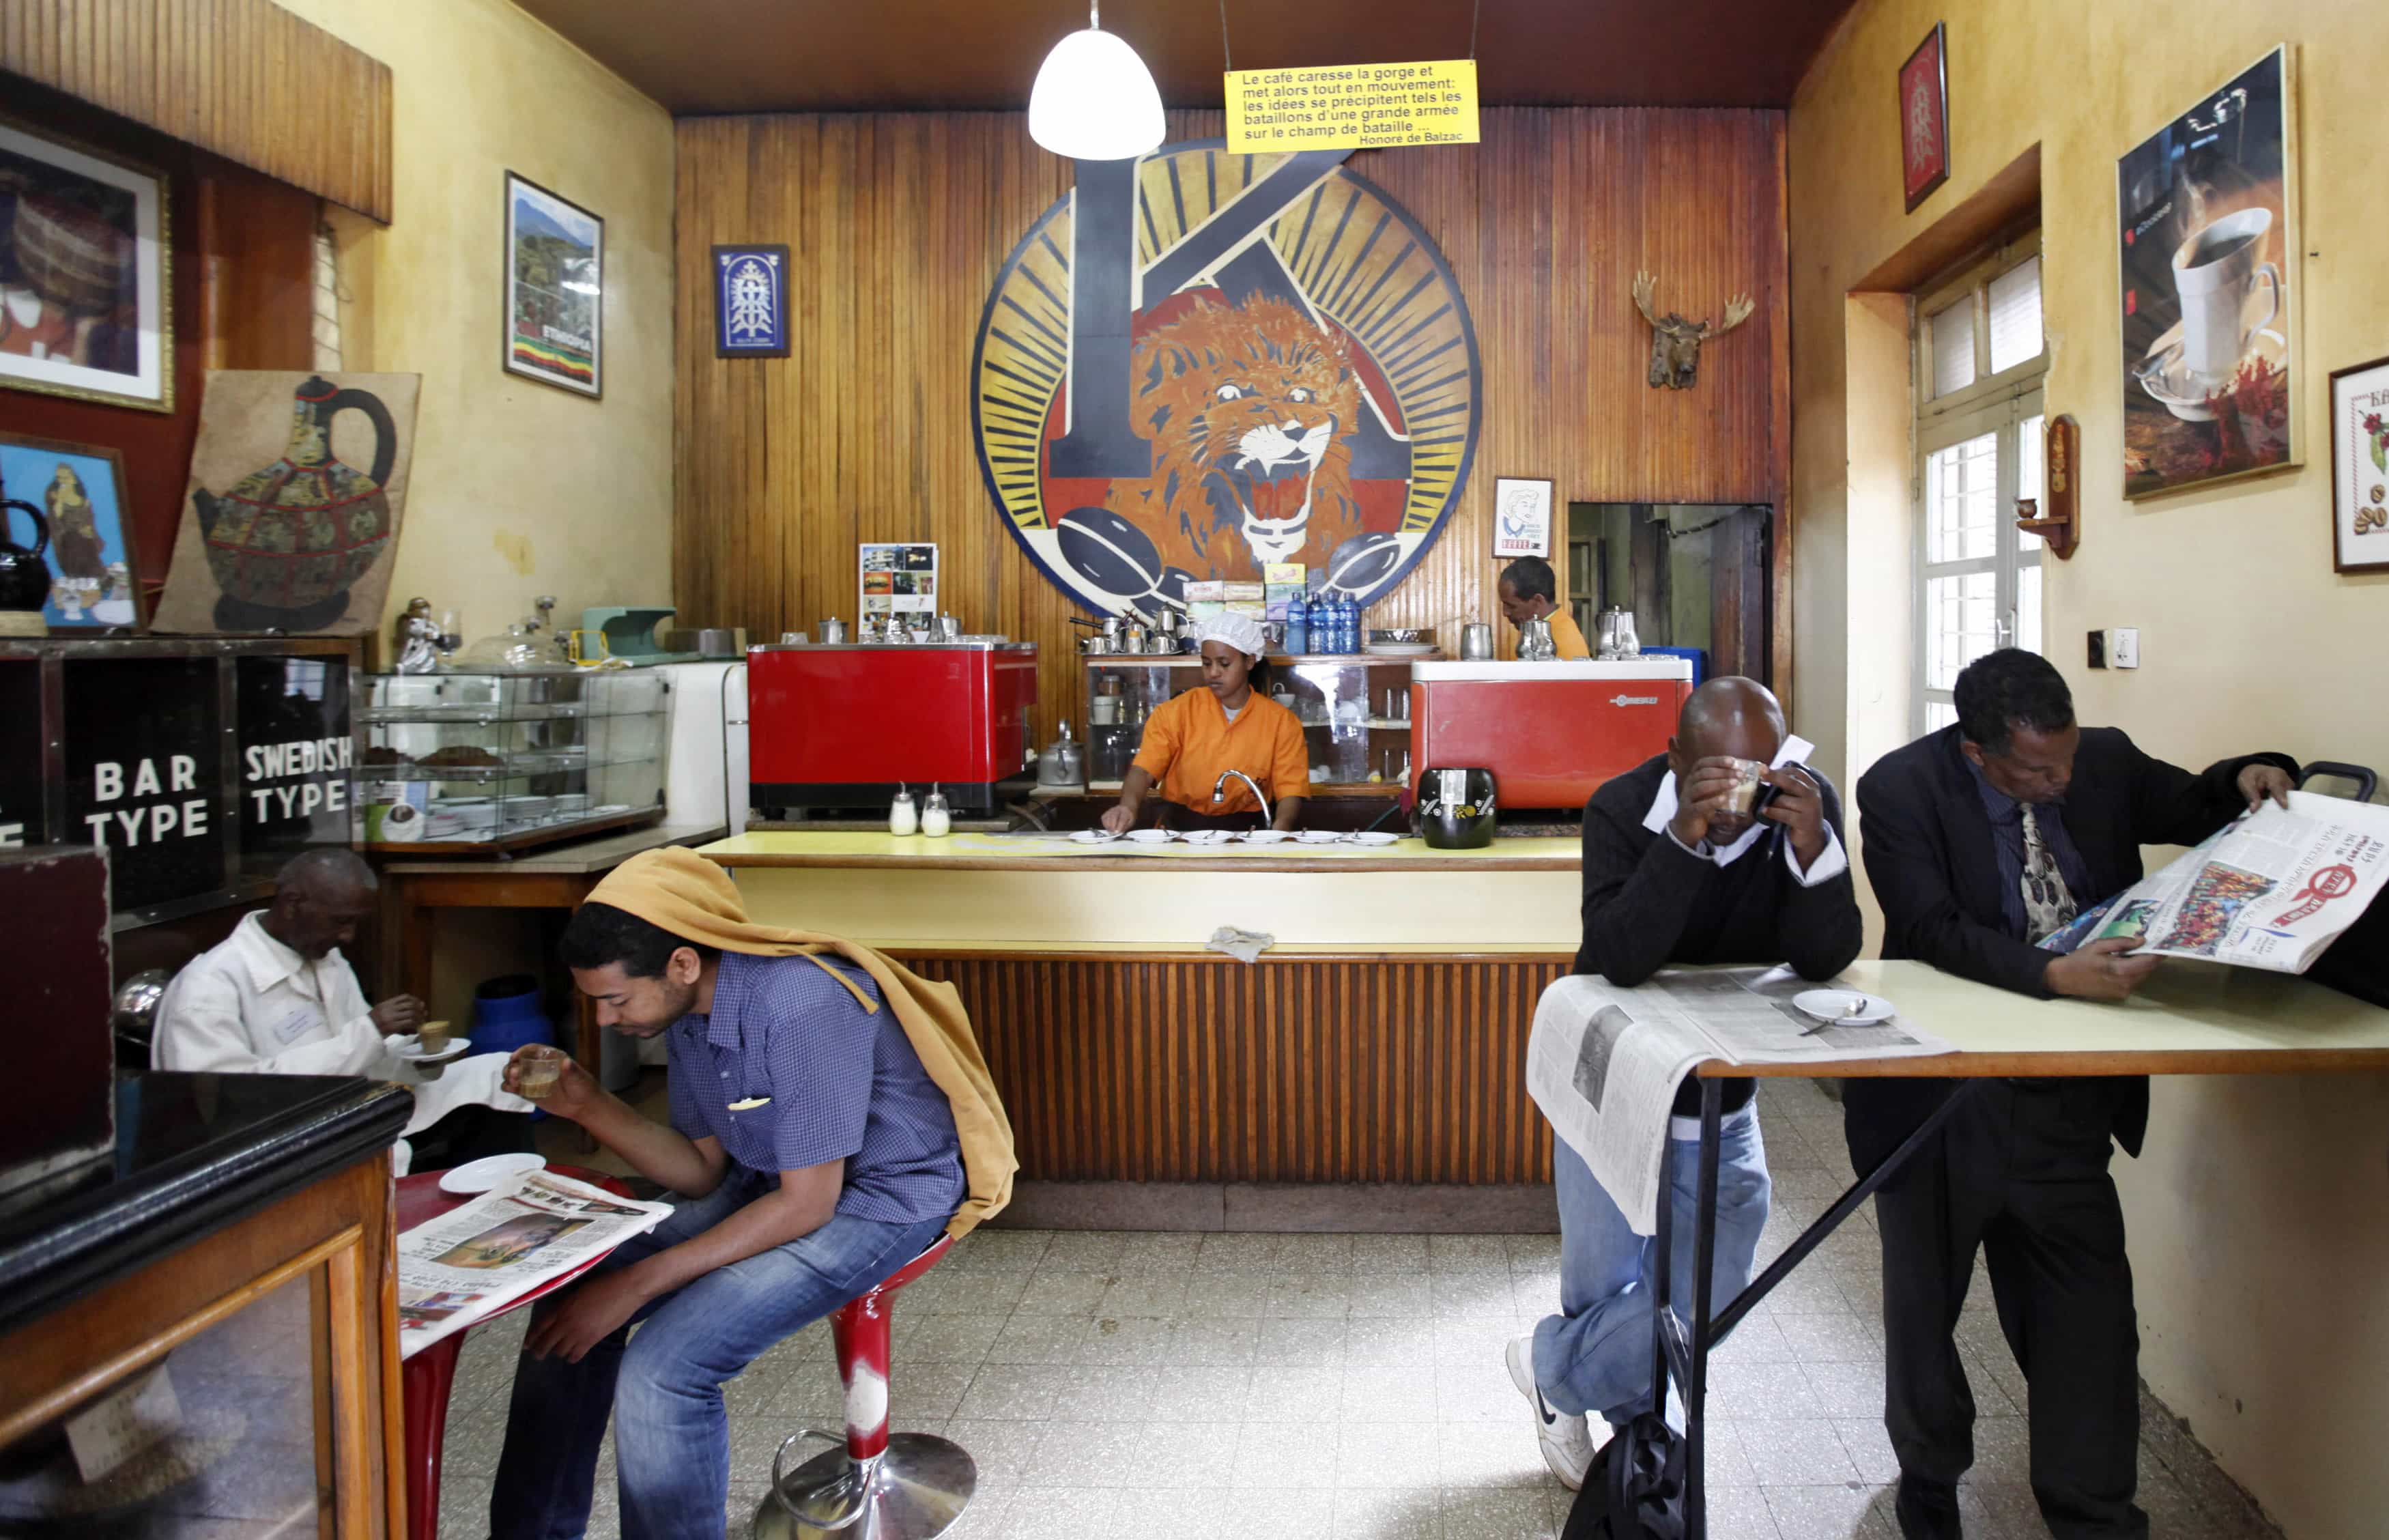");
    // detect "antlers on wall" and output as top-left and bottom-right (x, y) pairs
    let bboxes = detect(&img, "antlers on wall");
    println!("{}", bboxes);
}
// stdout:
(1631, 270), (1754, 337)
